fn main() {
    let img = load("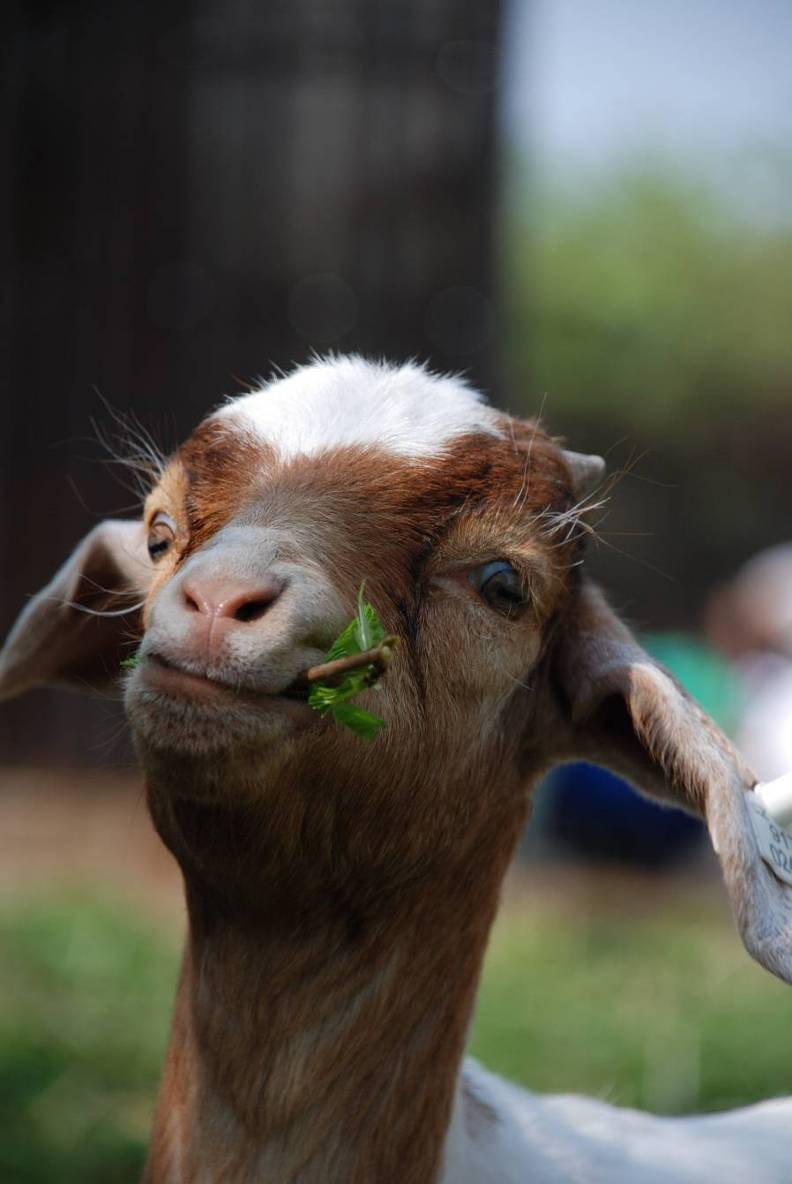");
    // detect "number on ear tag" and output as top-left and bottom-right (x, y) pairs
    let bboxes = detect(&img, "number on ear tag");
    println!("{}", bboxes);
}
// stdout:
(747, 793), (792, 888)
